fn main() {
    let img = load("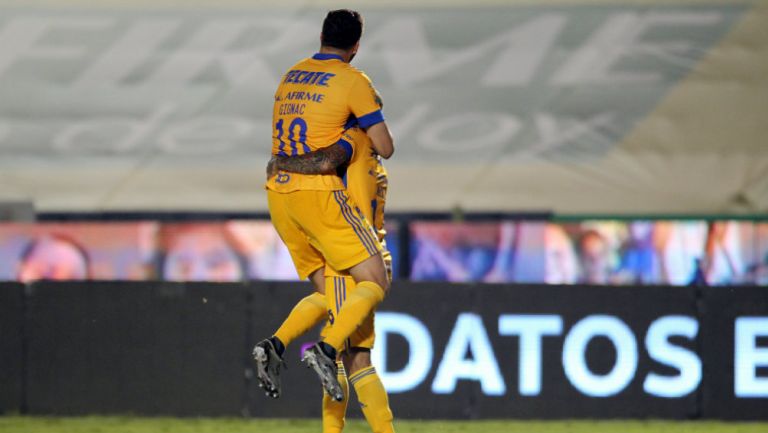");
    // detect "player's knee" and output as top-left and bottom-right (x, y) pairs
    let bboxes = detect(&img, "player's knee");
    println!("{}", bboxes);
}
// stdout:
(349, 254), (390, 291)
(365, 273), (390, 294)
(367, 255), (390, 292)
(373, 272), (390, 293)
